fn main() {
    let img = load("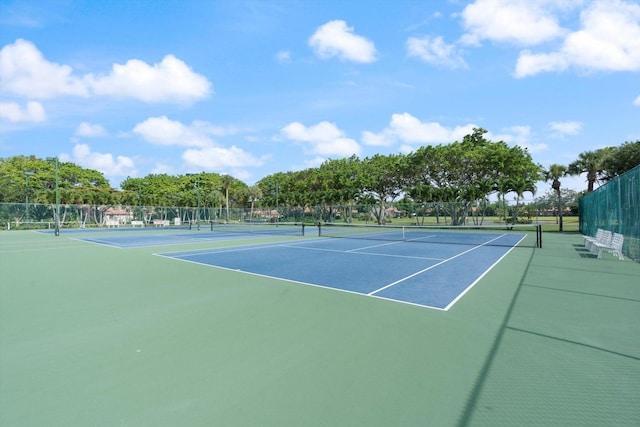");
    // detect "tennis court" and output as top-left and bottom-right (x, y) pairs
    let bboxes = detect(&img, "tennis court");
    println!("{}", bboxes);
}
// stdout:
(1, 227), (638, 426)
(59, 222), (307, 248)
(156, 228), (526, 309)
